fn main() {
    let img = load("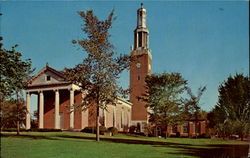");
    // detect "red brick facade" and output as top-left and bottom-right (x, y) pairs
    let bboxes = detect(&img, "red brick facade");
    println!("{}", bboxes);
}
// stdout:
(130, 52), (151, 121)
(154, 120), (207, 137)
(130, 6), (152, 132)
(26, 65), (131, 131)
